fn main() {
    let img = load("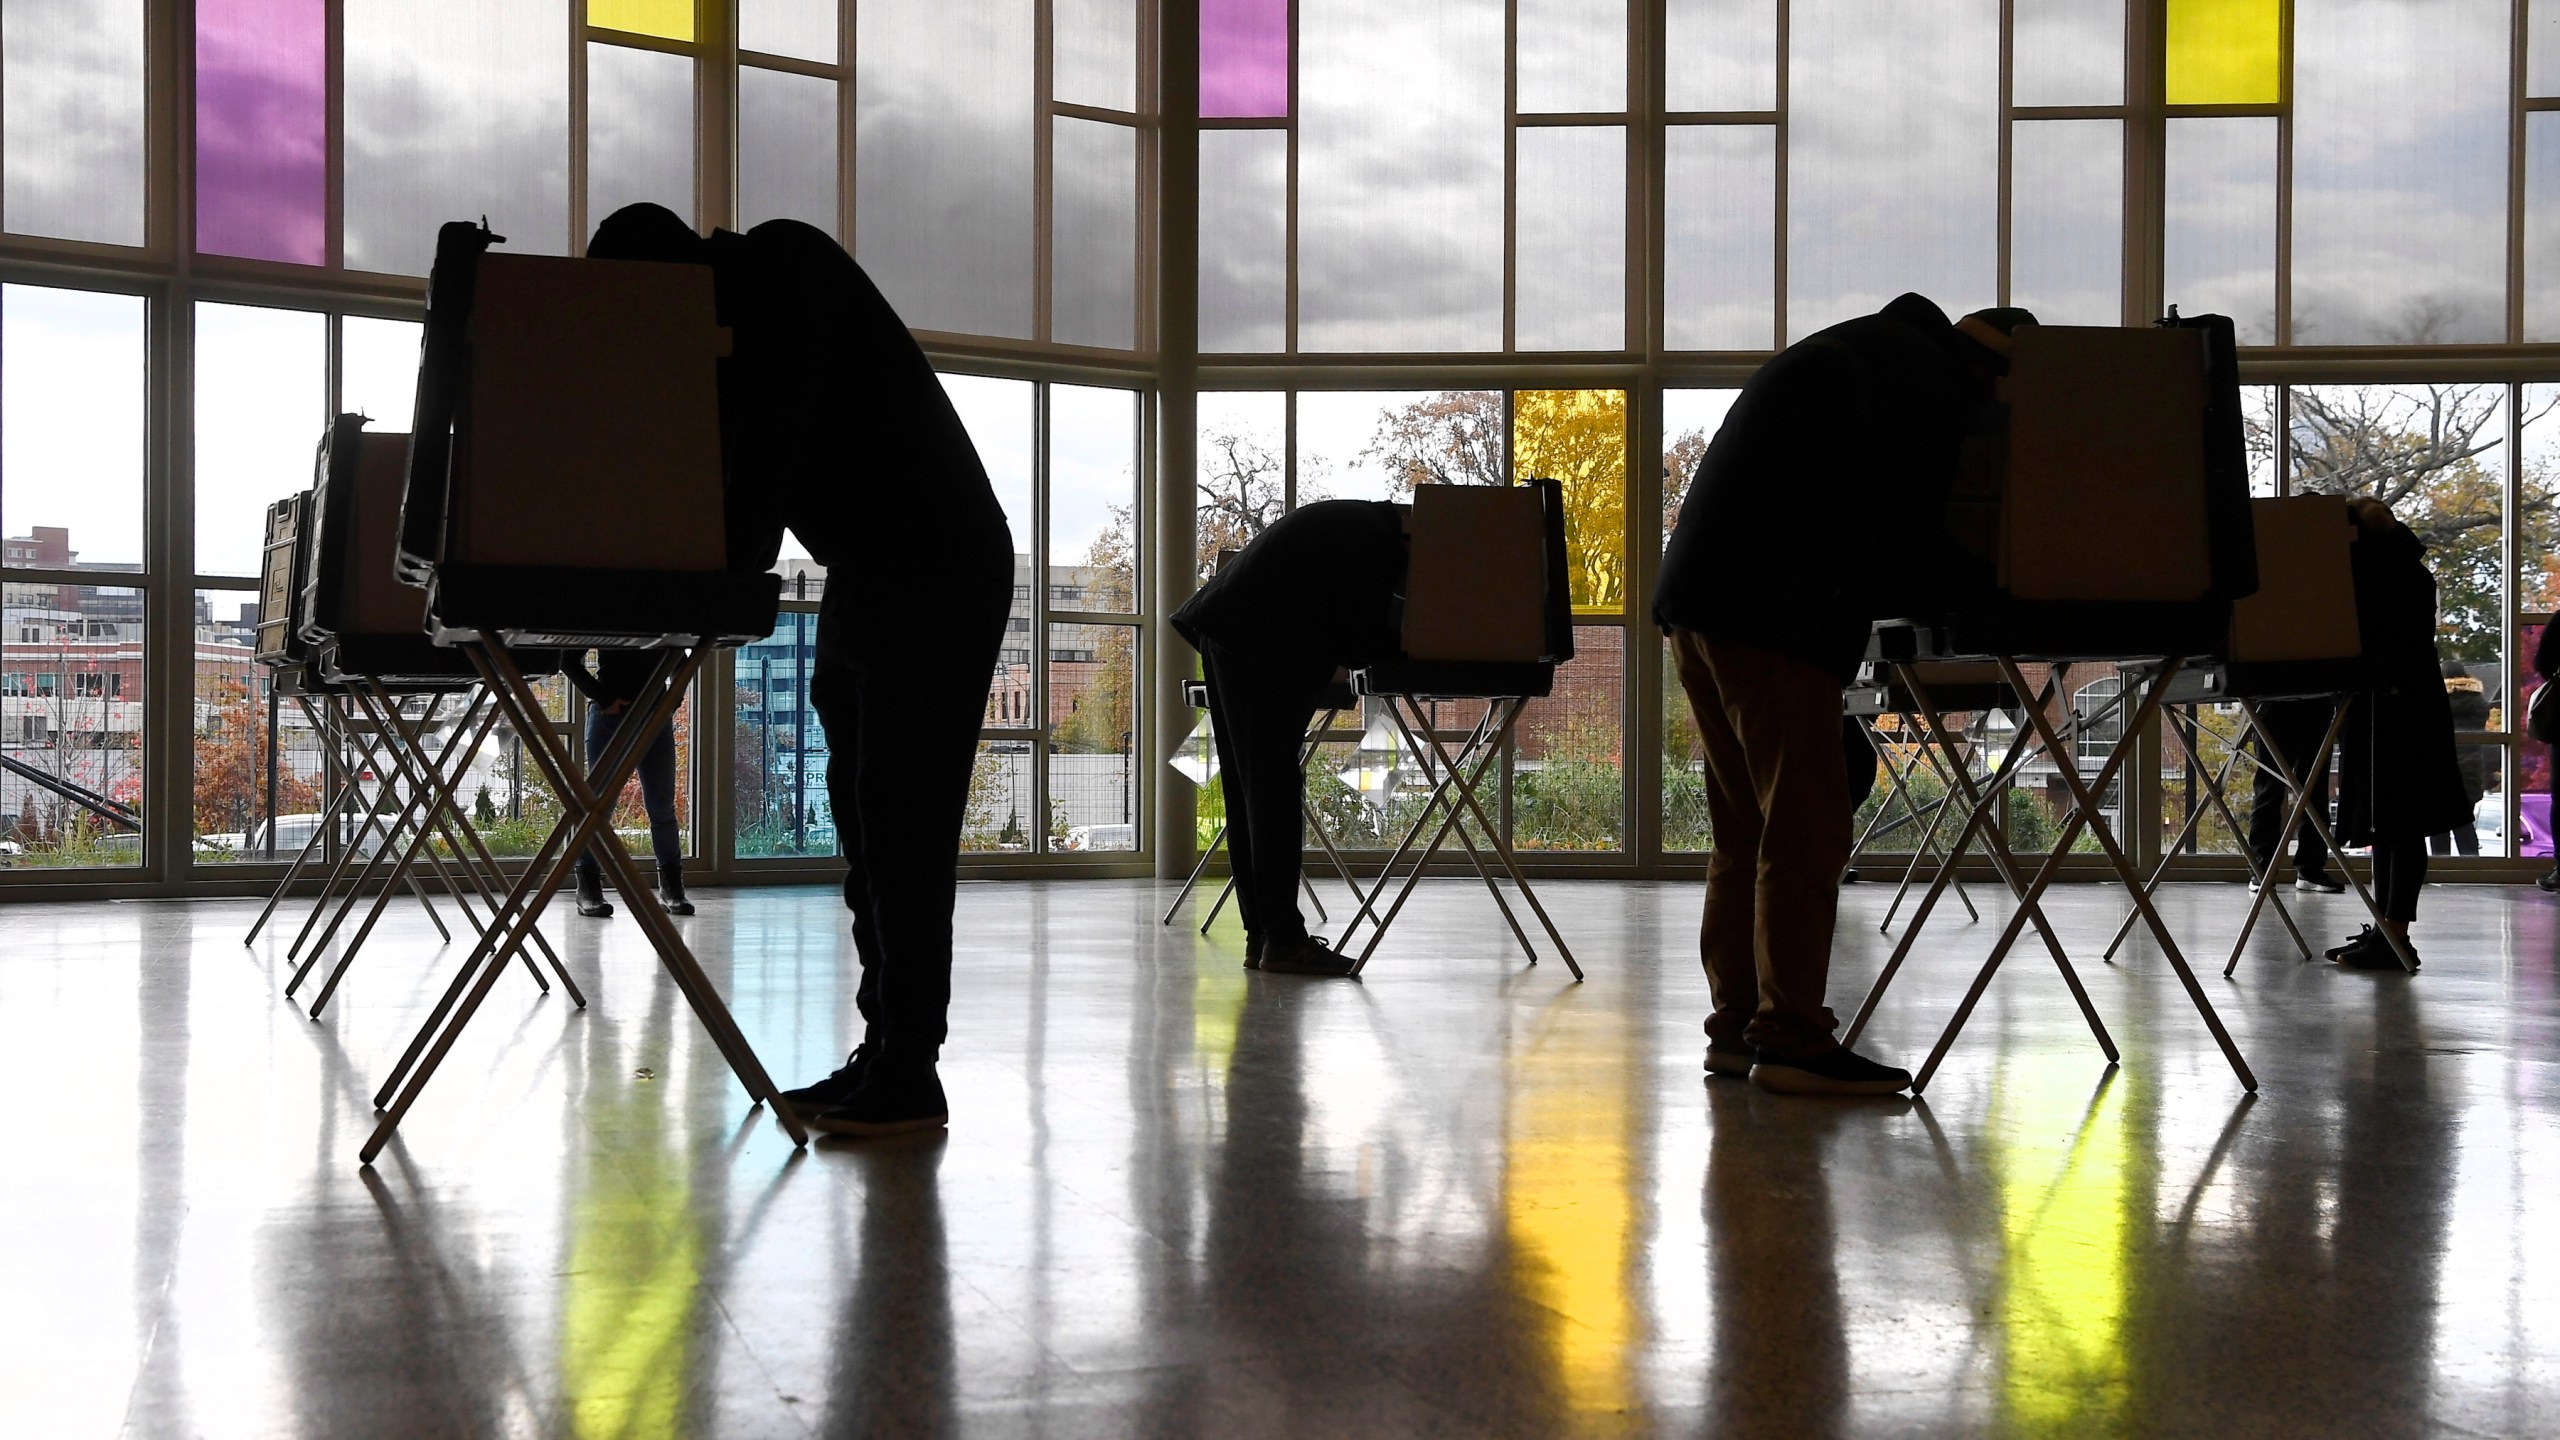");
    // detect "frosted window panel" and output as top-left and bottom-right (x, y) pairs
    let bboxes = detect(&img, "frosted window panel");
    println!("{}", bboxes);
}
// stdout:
(1202, 0), (1288, 118)
(339, 317), (423, 430)
(941, 374), (1034, 543)
(2163, 117), (2276, 344)
(2012, 0), (2123, 107)
(1053, 120), (1138, 350)
(345, 0), (569, 276)
(1663, 125), (1776, 350)
(1517, 0), (1625, 114)
(1299, 0), (1504, 353)
(1199, 129), (1287, 352)
(857, 1), (1036, 339)
(1055, 0), (1139, 112)
(2292, 0), (2507, 345)
(1, 287), (146, 571)
(3, 0), (147, 246)
(742, 0), (837, 62)
(1786, 0), (1999, 341)
(2535, 3), (2560, 96)
(587, 45), (697, 232)
(1515, 127), (1625, 351)
(196, 0), (327, 265)
(1196, 391), (1285, 578)
(2531, 115), (2560, 342)
(2009, 121), (2121, 326)
(194, 304), (326, 578)
(1048, 386), (1139, 611)
(739, 67), (838, 235)
(1664, 0), (1775, 112)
